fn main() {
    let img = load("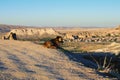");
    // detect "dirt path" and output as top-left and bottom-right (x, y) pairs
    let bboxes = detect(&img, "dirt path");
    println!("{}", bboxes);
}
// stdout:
(0, 40), (110, 80)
